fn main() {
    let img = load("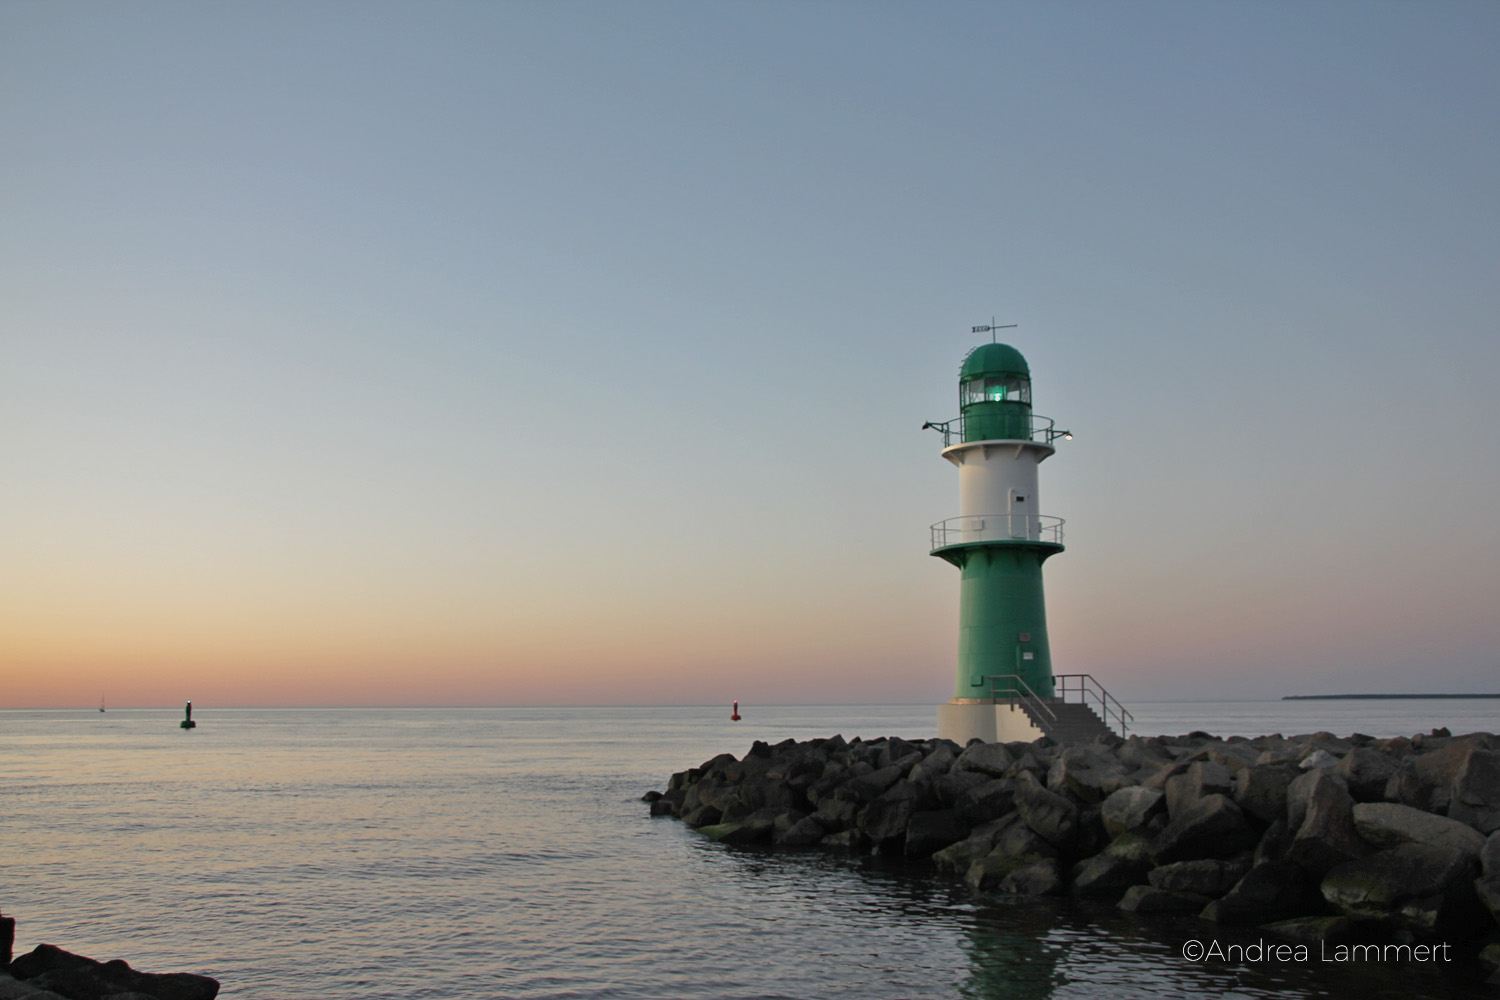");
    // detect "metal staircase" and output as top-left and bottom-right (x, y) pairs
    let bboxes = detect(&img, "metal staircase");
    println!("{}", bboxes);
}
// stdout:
(983, 673), (1133, 741)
